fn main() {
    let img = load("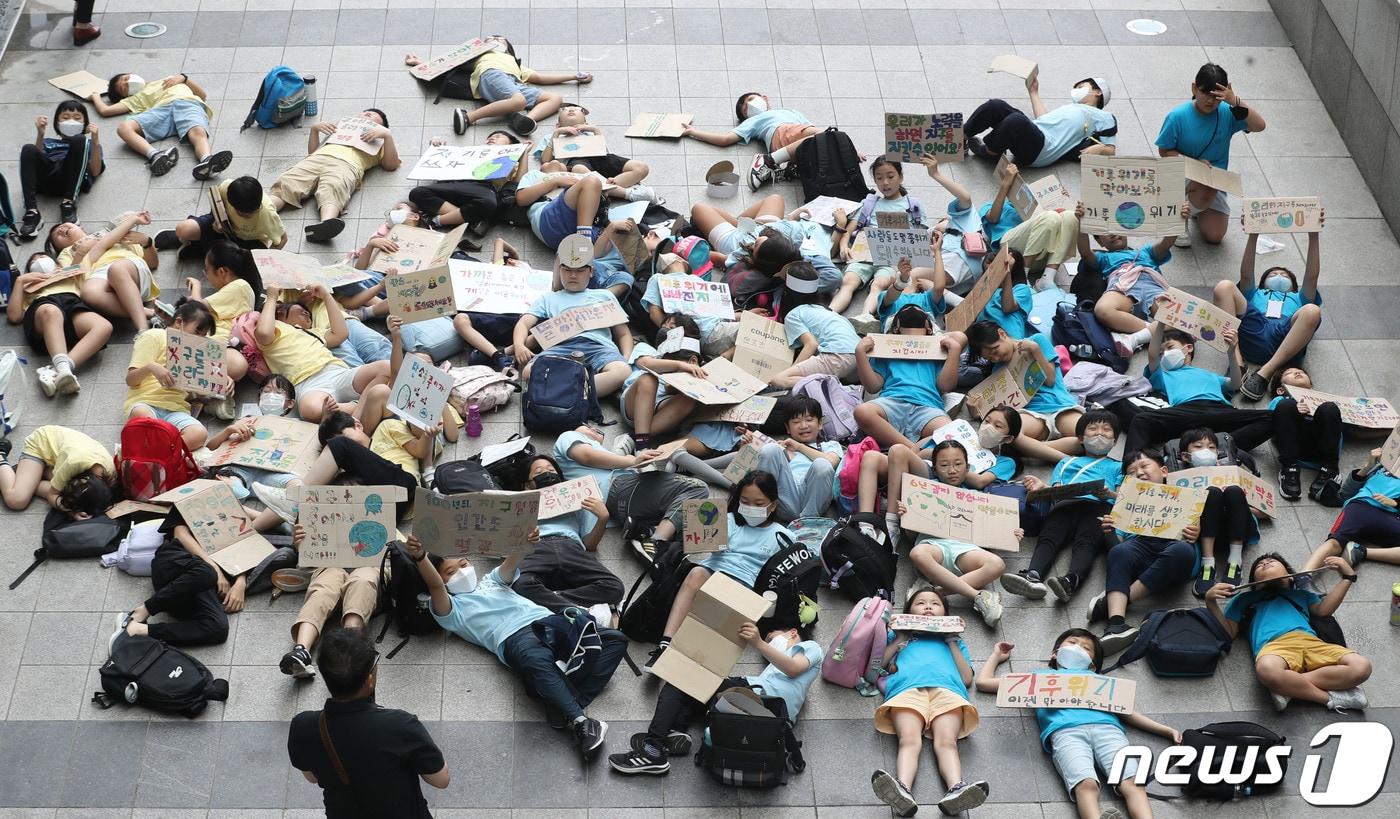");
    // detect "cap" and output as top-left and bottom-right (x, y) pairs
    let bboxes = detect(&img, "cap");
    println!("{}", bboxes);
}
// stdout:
(671, 235), (714, 278)
(556, 234), (594, 268)
(1078, 76), (1111, 106)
